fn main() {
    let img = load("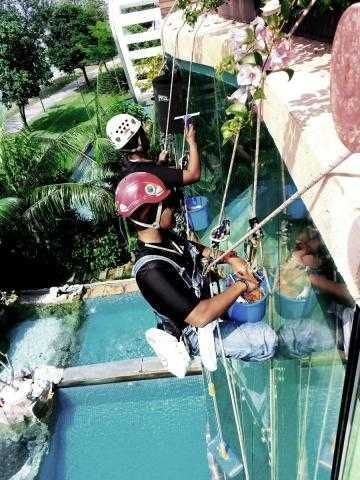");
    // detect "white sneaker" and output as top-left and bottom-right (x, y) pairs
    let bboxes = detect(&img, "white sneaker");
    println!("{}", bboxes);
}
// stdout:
(198, 323), (218, 372)
(145, 328), (191, 378)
